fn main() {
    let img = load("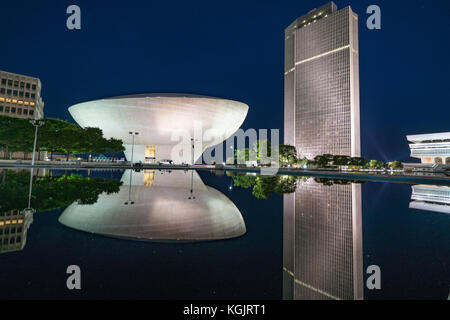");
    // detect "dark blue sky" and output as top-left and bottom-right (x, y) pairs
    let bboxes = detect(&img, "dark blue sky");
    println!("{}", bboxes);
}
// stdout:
(1, 0), (450, 161)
